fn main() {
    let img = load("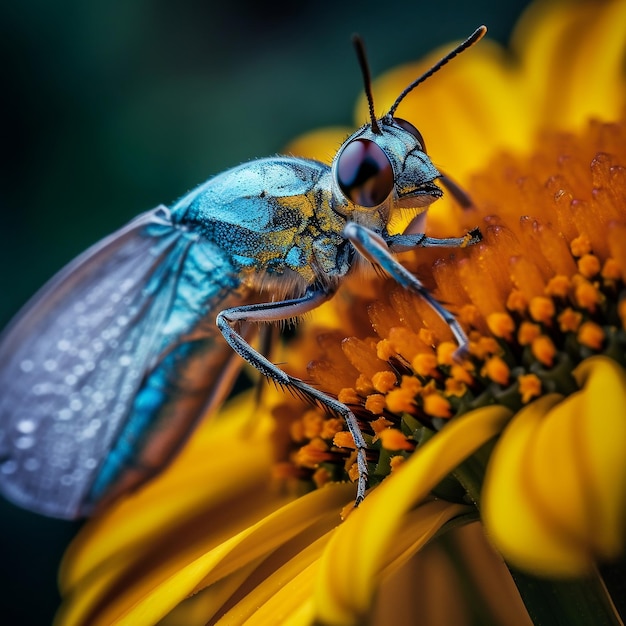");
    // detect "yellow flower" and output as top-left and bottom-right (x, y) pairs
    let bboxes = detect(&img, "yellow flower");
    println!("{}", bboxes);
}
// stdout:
(483, 358), (626, 577)
(56, 1), (626, 624)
